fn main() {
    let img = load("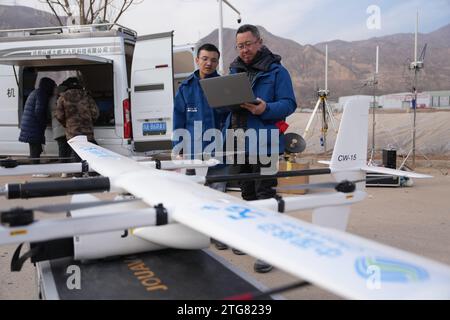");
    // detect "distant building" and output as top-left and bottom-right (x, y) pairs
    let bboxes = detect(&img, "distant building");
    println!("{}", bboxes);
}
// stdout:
(426, 90), (450, 109)
(378, 92), (429, 109)
(337, 91), (450, 110)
